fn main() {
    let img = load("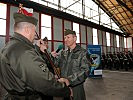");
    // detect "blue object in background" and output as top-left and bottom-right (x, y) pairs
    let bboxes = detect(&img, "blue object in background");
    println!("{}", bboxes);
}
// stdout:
(88, 45), (102, 78)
